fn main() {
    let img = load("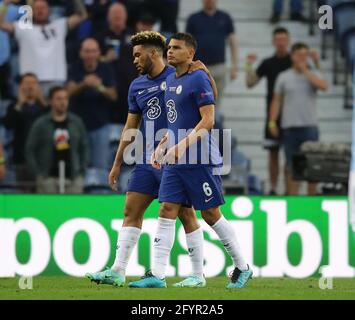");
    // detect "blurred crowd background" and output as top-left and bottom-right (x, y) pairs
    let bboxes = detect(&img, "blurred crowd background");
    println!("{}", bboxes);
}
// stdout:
(0, 0), (354, 195)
